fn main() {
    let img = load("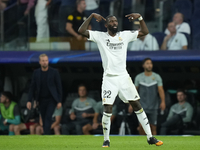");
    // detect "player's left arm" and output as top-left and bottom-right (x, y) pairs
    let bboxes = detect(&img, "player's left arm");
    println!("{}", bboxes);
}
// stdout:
(125, 13), (149, 38)
(158, 86), (166, 111)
